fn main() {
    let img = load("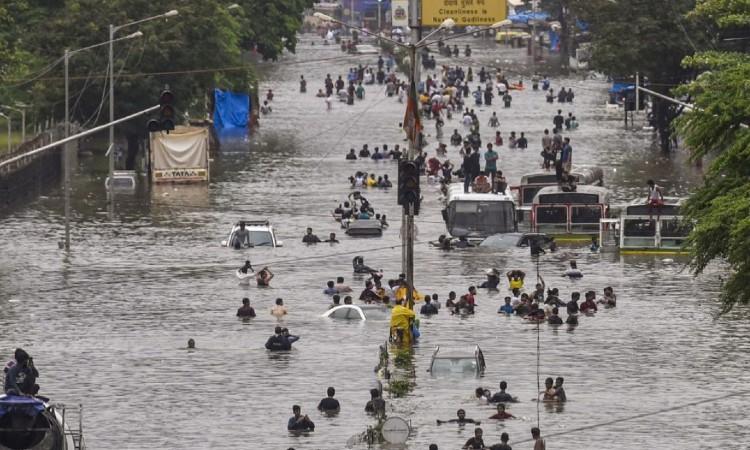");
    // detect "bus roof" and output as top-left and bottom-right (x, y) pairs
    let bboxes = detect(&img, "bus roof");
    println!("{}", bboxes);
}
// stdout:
(532, 185), (611, 205)
(446, 183), (515, 204)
